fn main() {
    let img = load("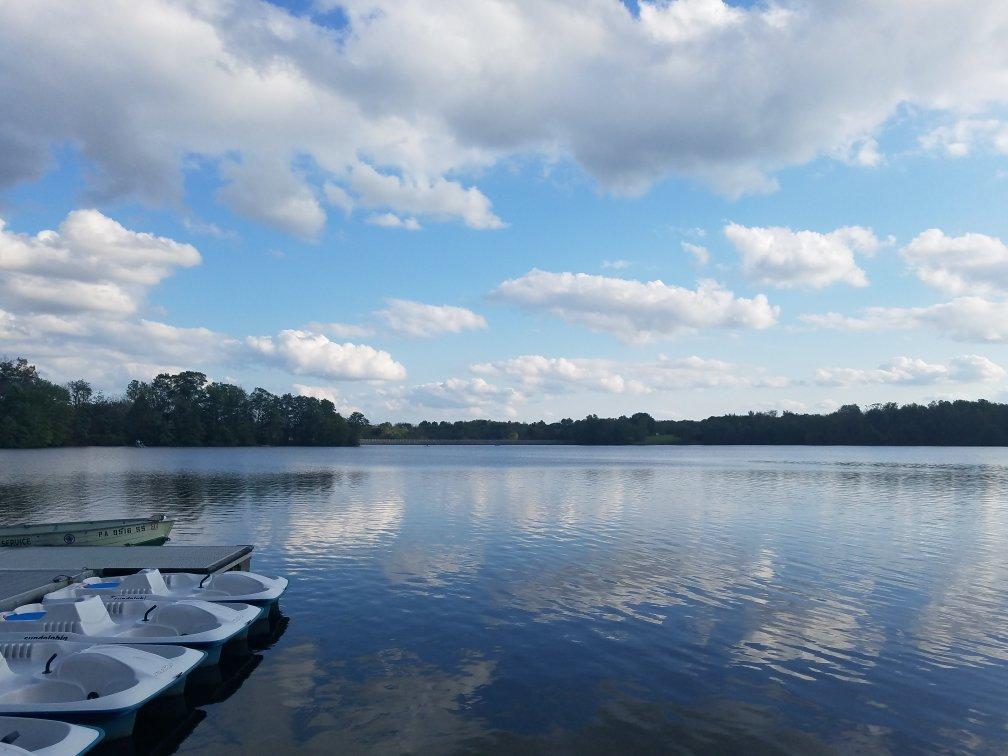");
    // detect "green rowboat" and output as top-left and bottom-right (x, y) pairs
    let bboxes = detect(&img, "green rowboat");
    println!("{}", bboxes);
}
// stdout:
(0, 515), (173, 547)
